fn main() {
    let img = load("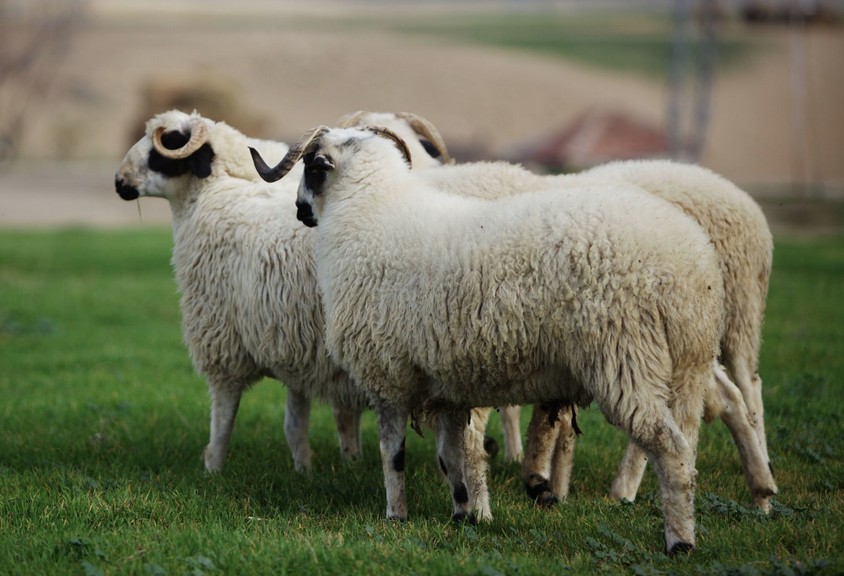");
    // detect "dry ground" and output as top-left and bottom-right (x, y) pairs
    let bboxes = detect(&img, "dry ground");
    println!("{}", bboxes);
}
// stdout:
(1, 1), (842, 230)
